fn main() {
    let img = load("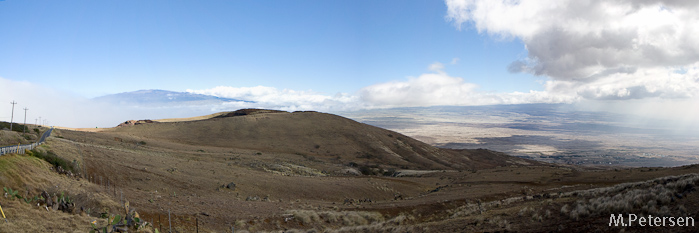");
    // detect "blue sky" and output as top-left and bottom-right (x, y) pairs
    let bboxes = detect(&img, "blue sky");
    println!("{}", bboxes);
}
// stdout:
(1, 0), (698, 127)
(0, 0), (536, 98)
